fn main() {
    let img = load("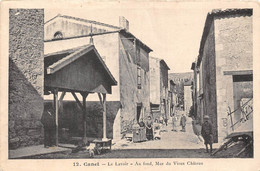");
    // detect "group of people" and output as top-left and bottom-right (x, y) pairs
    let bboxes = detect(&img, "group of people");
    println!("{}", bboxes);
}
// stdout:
(42, 105), (214, 154)
(138, 115), (165, 141)
(171, 113), (187, 132)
